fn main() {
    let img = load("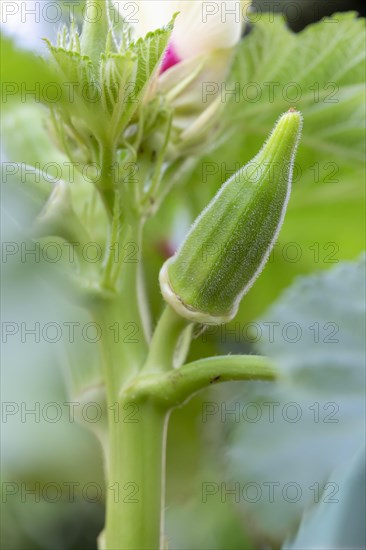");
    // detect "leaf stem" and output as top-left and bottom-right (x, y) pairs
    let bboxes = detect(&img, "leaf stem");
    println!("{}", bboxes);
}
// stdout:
(142, 110), (173, 213)
(97, 142), (117, 217)
(131, 355), (278, 407)
(101, 192), (121, 289)
(142, 305), (190, 374)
